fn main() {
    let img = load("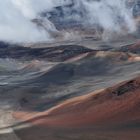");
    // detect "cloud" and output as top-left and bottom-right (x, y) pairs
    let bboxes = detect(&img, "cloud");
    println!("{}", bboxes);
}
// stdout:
(0, 0), (137, 43)
(0, 0), (55, 43)
(83, 0), (136, 32)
